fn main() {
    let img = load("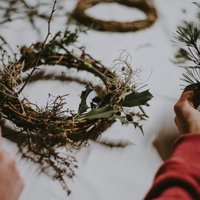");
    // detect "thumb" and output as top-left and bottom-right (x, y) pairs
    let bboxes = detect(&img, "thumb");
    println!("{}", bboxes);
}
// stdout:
(184, 84), (200, 108)
(177, 90), (195, 108)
